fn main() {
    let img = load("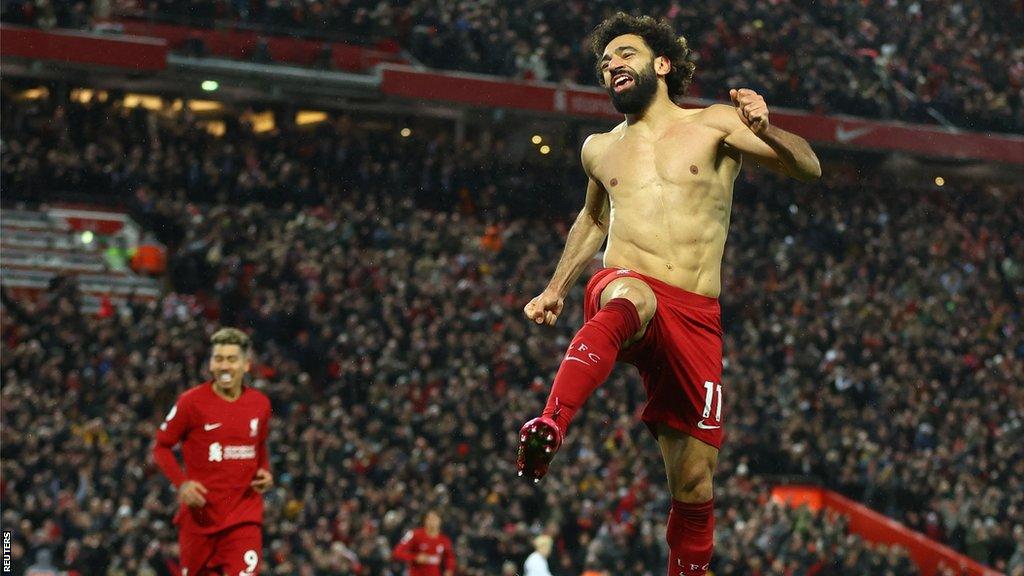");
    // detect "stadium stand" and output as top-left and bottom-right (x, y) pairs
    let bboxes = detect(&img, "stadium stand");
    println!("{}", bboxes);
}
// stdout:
(0, 206), (161, 315)
(2, 90), (1021, 573)
(3, 0), (1021, 132)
